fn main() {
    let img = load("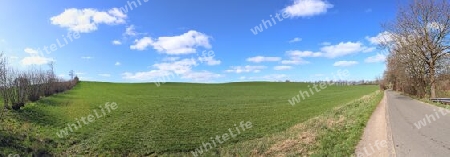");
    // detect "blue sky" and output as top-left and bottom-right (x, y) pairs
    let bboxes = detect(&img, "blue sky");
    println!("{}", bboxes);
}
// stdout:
(0, 0), (403, 83)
